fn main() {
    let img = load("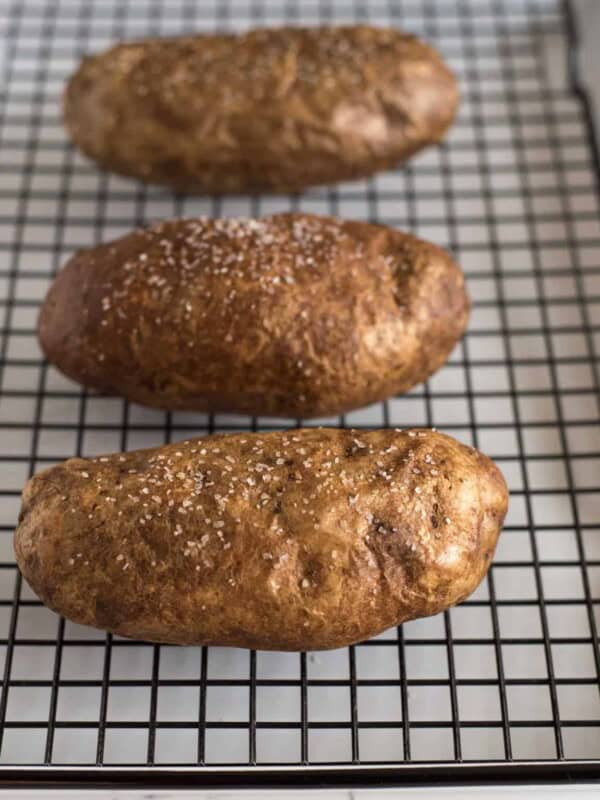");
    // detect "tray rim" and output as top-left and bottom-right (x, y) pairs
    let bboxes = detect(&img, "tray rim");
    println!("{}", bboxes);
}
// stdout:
(0, 760), (599, 790)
